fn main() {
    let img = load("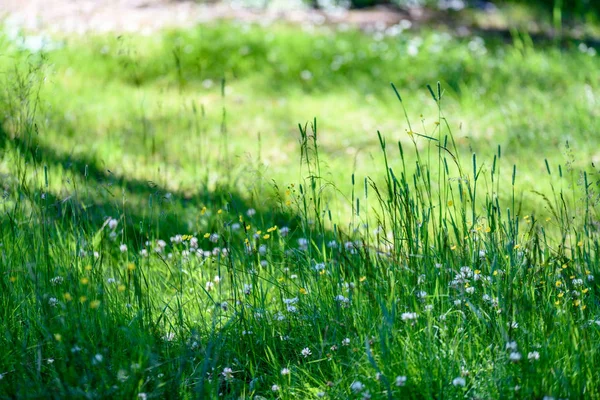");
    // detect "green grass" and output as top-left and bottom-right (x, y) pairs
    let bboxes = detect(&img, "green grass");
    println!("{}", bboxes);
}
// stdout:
(0, 20), (599, 399)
